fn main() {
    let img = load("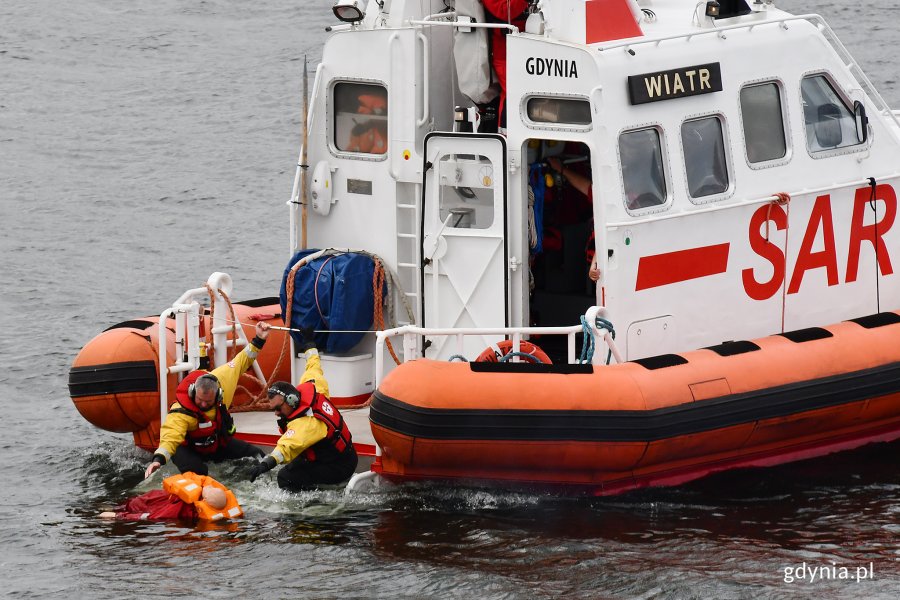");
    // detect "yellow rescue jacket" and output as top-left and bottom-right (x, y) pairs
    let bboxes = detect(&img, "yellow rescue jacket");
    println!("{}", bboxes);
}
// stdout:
(162, 472), (243, 521)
